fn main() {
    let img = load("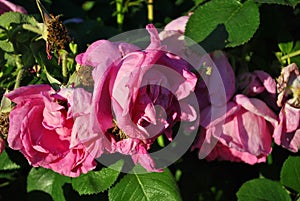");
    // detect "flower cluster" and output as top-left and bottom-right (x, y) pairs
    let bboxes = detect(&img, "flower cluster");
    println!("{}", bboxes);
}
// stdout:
(2, 2), (300, 178)
(4, 21), (200, 176)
